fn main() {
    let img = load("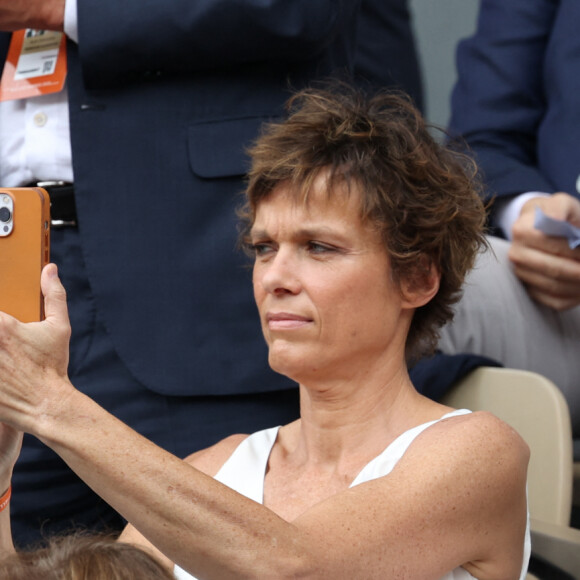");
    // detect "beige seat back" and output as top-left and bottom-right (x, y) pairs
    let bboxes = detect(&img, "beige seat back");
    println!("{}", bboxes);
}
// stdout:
(441, 366), (573, 526)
